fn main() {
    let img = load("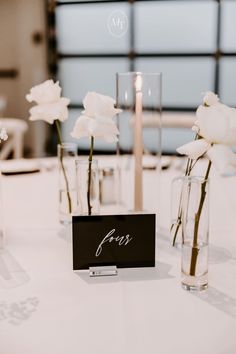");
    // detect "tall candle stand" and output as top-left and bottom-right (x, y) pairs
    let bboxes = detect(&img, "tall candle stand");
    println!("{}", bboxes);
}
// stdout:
(116, 72), (162, 214)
